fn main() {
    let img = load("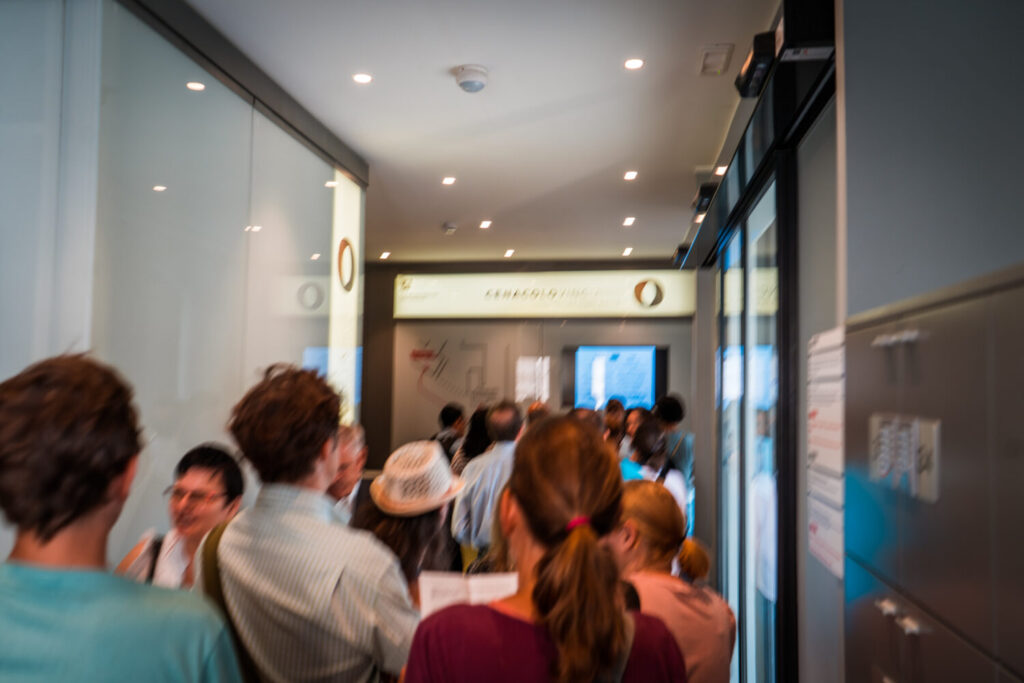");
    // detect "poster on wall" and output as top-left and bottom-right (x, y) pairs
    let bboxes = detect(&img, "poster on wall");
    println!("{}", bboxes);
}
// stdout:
(807, 326), (845, 578)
